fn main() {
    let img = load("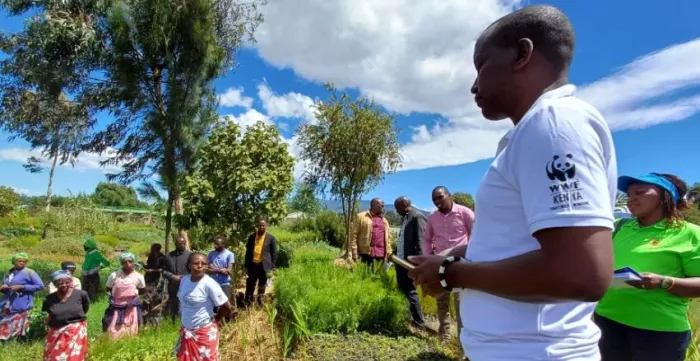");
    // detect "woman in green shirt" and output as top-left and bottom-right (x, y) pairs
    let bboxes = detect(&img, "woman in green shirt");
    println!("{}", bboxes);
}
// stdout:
(595, 173), (700, 361)
(81, 238), (111, 302)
